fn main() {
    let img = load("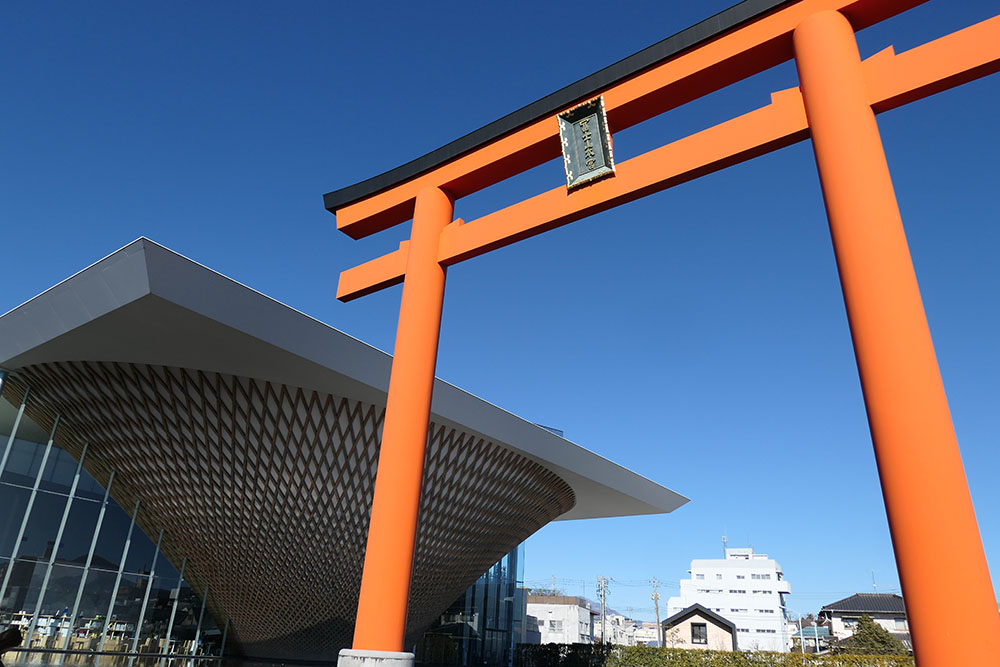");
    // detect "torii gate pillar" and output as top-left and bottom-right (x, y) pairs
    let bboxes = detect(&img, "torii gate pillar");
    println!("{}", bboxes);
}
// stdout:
(794, 11), (1000, 664)
(349, 186), (453, 659)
